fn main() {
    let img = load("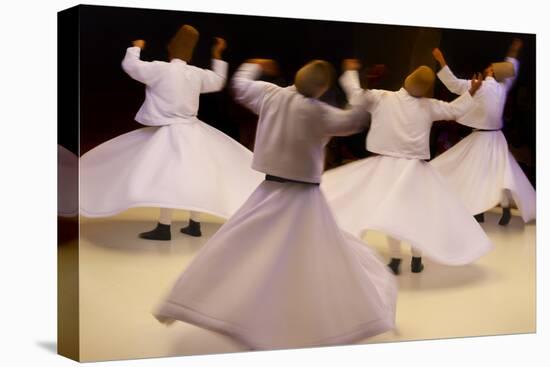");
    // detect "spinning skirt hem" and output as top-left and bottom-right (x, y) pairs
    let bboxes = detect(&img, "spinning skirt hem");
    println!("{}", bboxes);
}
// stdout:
(155, 301), (394, 350)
